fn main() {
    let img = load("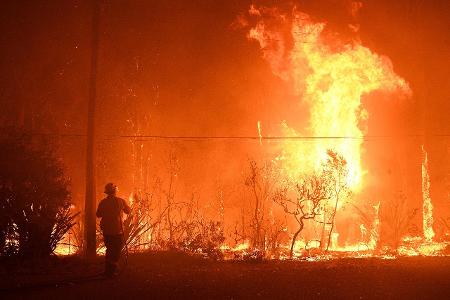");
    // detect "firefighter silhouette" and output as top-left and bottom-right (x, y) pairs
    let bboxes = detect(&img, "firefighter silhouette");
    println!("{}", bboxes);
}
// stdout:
(96, 183), (131, 277)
